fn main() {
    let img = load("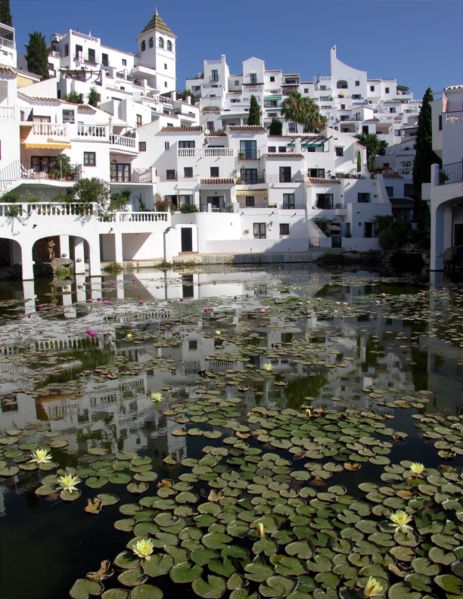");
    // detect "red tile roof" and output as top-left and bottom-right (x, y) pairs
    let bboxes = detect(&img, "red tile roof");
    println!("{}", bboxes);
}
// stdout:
(308, 177), (341, 184)
(229, 125), (266, 132)
(200, 178), (235, 185)
(266, 153), (303, 158)
(161, 126), (203, 132)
